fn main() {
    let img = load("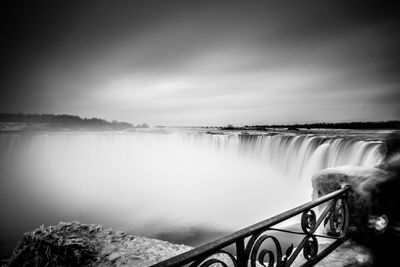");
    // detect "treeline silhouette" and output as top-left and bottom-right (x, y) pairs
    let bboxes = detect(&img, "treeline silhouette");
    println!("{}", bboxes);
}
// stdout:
(242, 121), (400, 130)
(0, 113), (133, 130)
